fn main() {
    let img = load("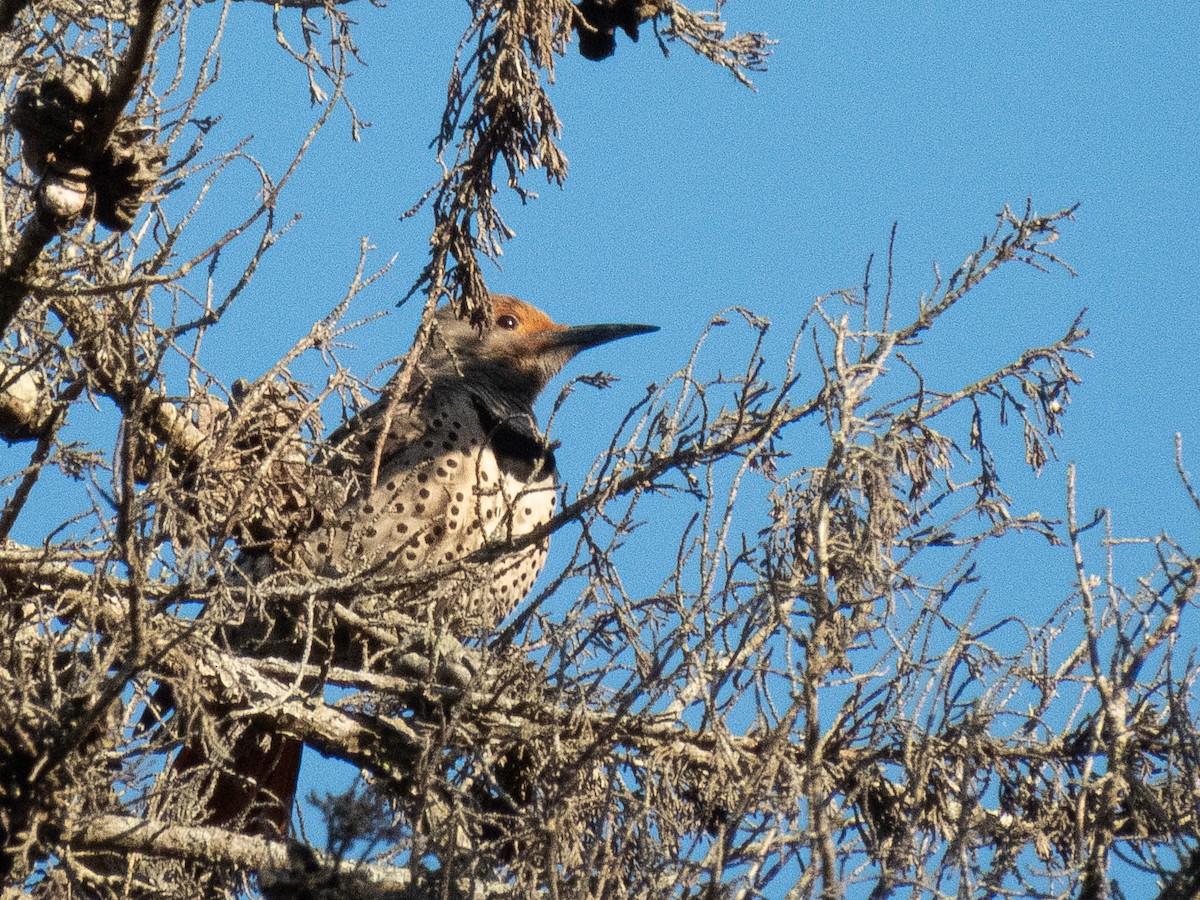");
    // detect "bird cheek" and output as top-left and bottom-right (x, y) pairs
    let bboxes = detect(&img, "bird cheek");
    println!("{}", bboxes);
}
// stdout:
(542, 348), (573, 378)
